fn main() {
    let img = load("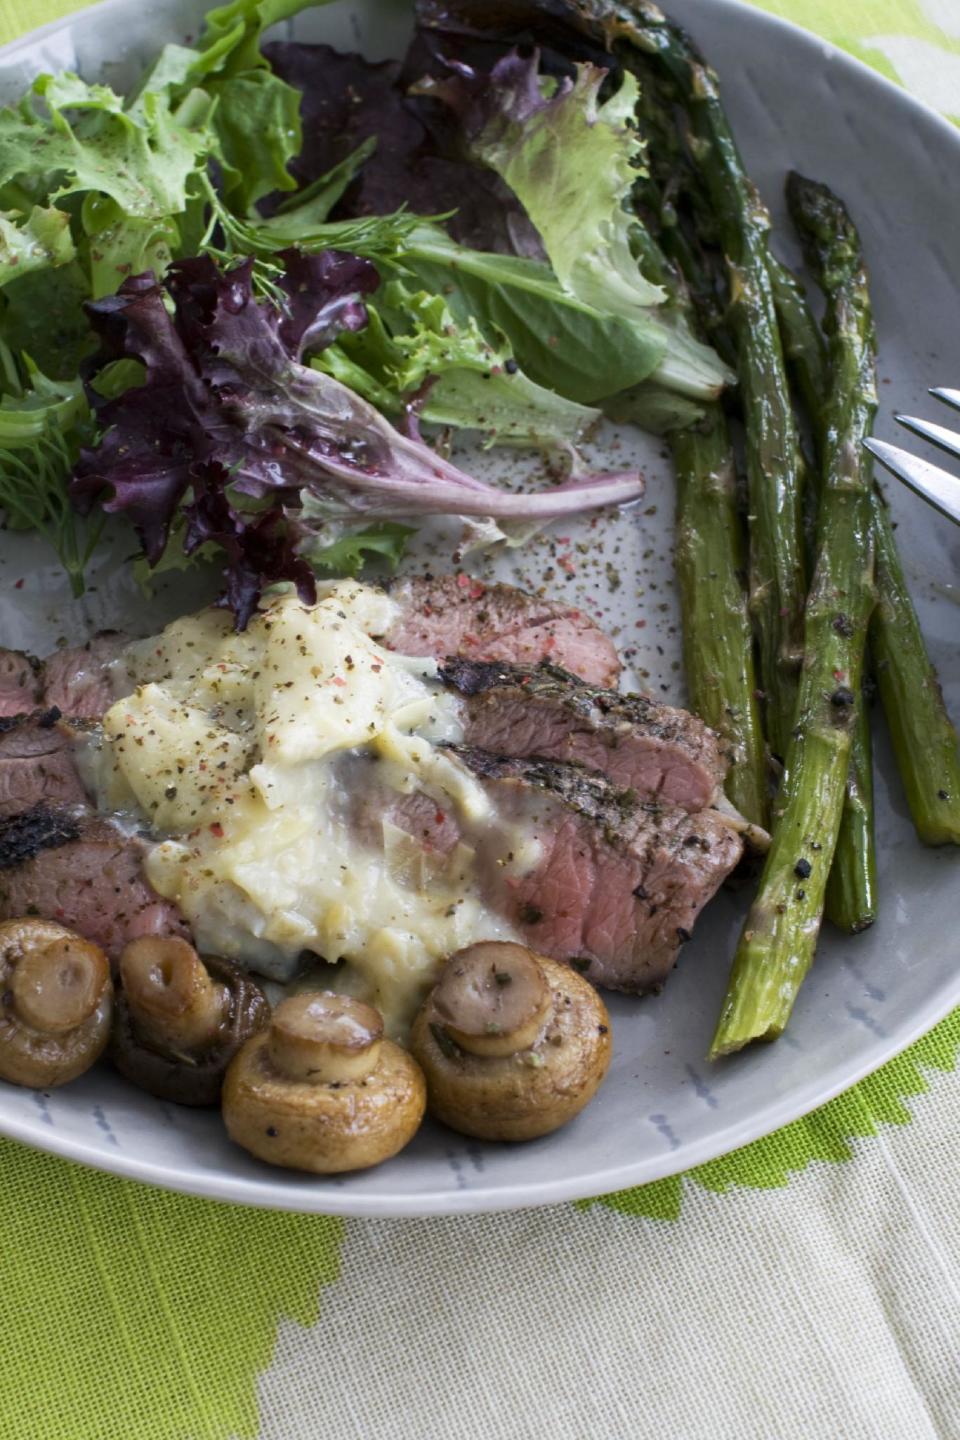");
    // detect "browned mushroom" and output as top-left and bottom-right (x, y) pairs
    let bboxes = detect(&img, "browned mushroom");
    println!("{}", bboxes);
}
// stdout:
(222, 992), (426, 1173)
(410, 941), (612, 1141)
(0, 918), (113, 1088)
(110, 936), (270, 1106)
